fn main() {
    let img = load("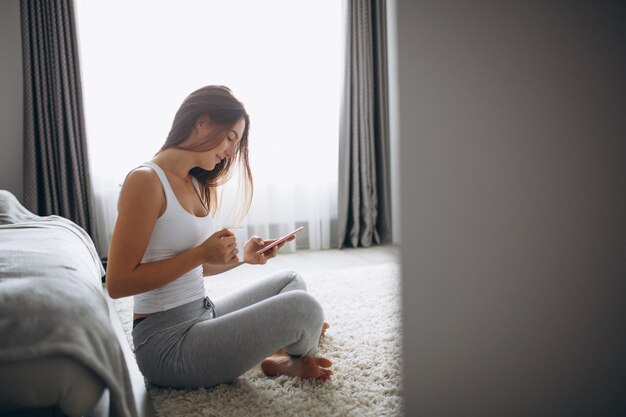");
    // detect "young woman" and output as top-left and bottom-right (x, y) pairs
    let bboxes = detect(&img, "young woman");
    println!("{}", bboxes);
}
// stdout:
(106, 85), (332, 389)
